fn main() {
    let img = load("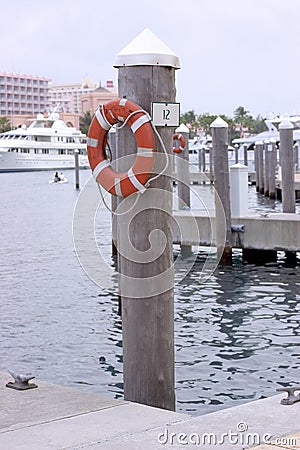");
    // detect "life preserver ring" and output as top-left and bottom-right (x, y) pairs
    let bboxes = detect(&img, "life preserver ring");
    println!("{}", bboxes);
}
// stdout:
(173, 133), (185, 154)
(87, 98), (155, 197)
